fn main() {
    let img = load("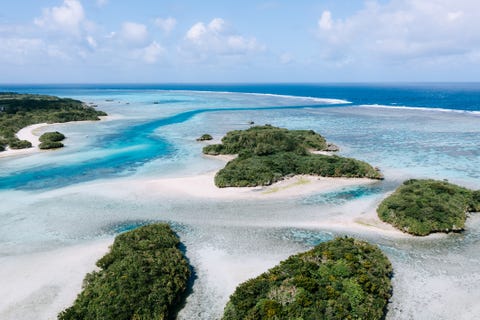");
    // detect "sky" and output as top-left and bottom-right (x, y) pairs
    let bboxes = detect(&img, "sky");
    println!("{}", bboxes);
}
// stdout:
(1, 0), (479, 83)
